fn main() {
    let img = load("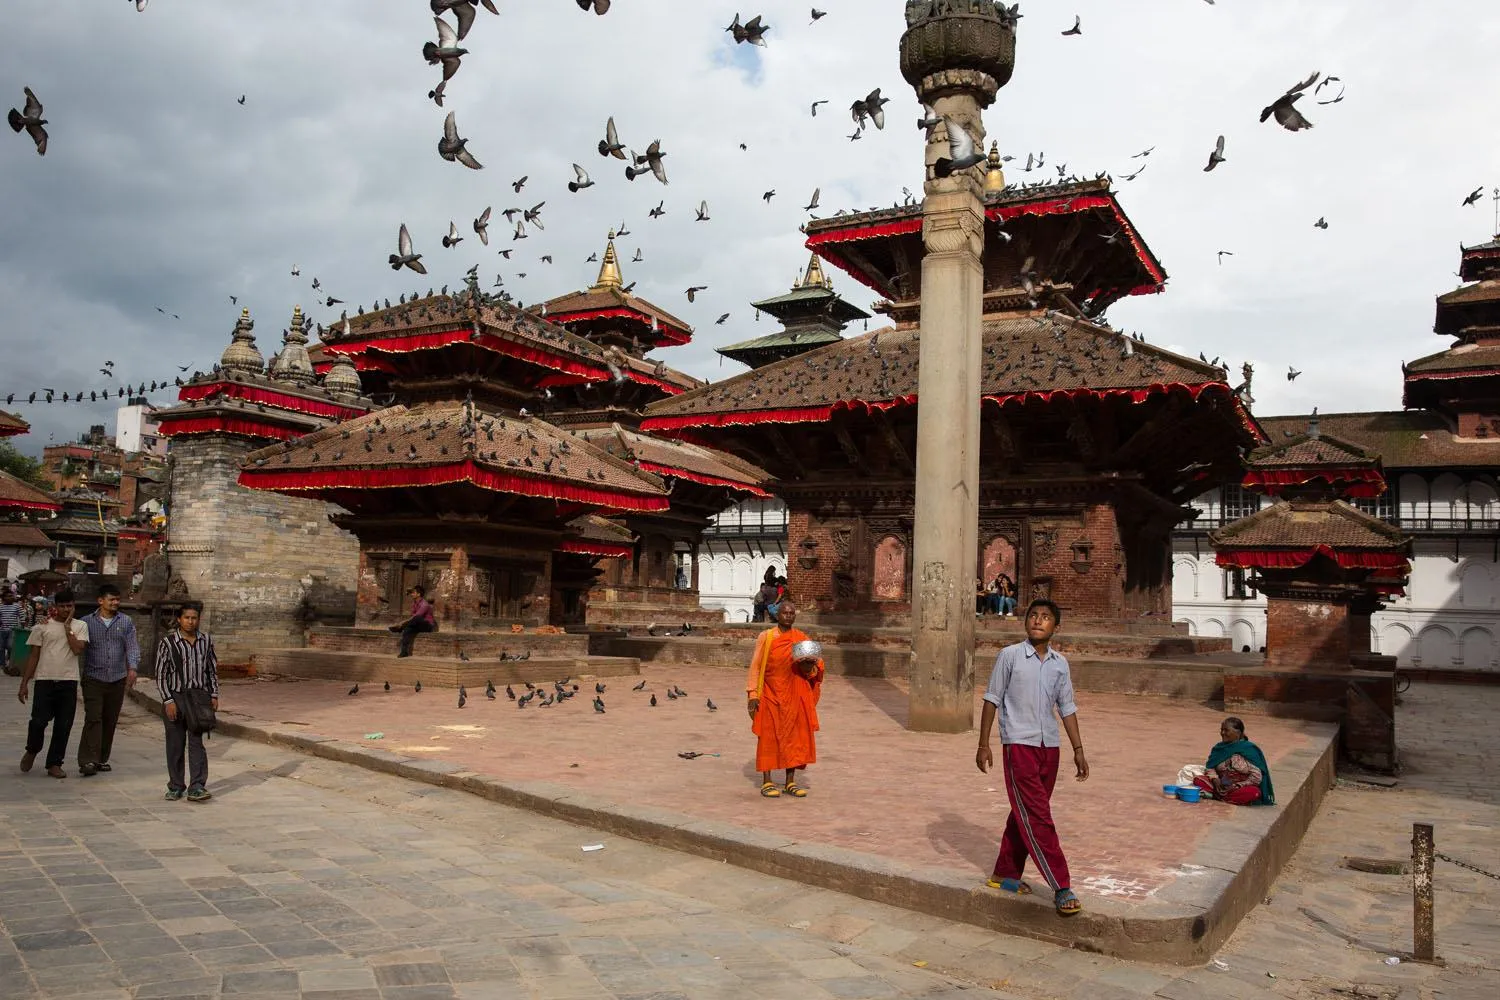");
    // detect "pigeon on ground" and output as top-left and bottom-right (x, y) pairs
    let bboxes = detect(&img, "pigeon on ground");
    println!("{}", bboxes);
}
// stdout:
(7, 87), (47, 155)
(438, 111), (483, 169)
(1260, 71), (1320, 132)
(384, 681), (390, 691)
(348, 684), (359, 696)
(933, 118), (984, 177)
(505, 684), (516, 700)
(593, 697), (606, 713)
(596, 682), (607, 694)
(389, 224), (428, 274)
(1204, 135), (1226, 171)
(442, 221), (464, 248)
(422, 16), (468, 81)
(707, 698), (718, 711)
(458, 686), (467, 709)
(568, 164), (594, 192)
(415, 680), (423, 693)
(473, 207), (491, 245)
(650, 694), (658, 707)
(633, 680), (648, 691)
